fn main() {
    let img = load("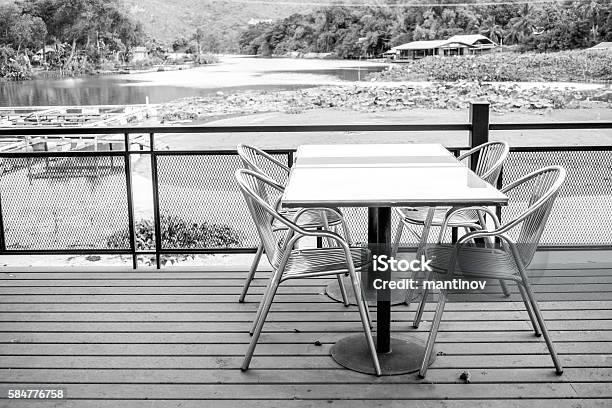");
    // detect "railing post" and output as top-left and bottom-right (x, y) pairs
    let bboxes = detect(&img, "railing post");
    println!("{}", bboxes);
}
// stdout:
(150, 133), (162, 269)
(0, 189), (6, 254)
(124, 133), (137, 270)
(469, 101), (490, 171)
